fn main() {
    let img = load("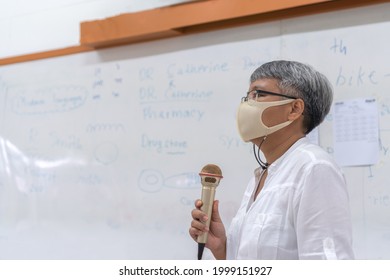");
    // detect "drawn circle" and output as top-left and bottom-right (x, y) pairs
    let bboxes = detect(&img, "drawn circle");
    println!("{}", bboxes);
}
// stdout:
(94, 142), (119, 165)
(138, 169), (164, 193)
